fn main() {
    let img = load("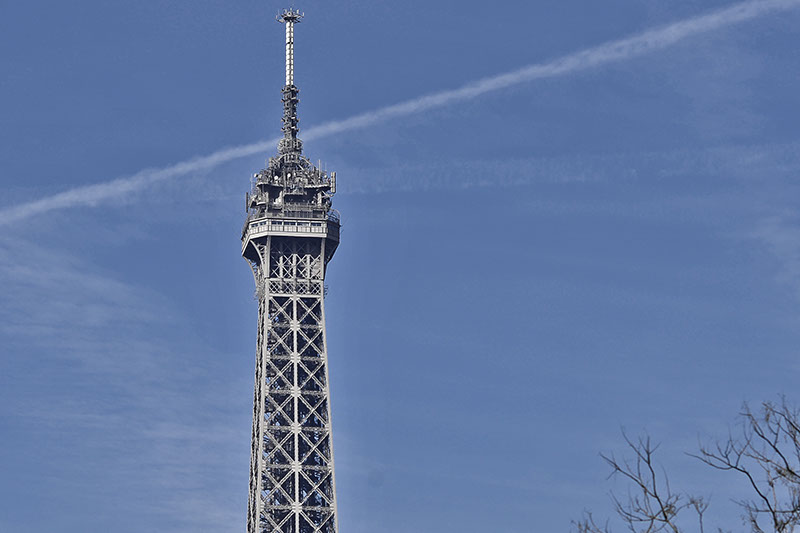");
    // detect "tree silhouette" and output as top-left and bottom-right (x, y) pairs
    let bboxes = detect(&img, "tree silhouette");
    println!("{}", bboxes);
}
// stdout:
(574, 398), (800, 533)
